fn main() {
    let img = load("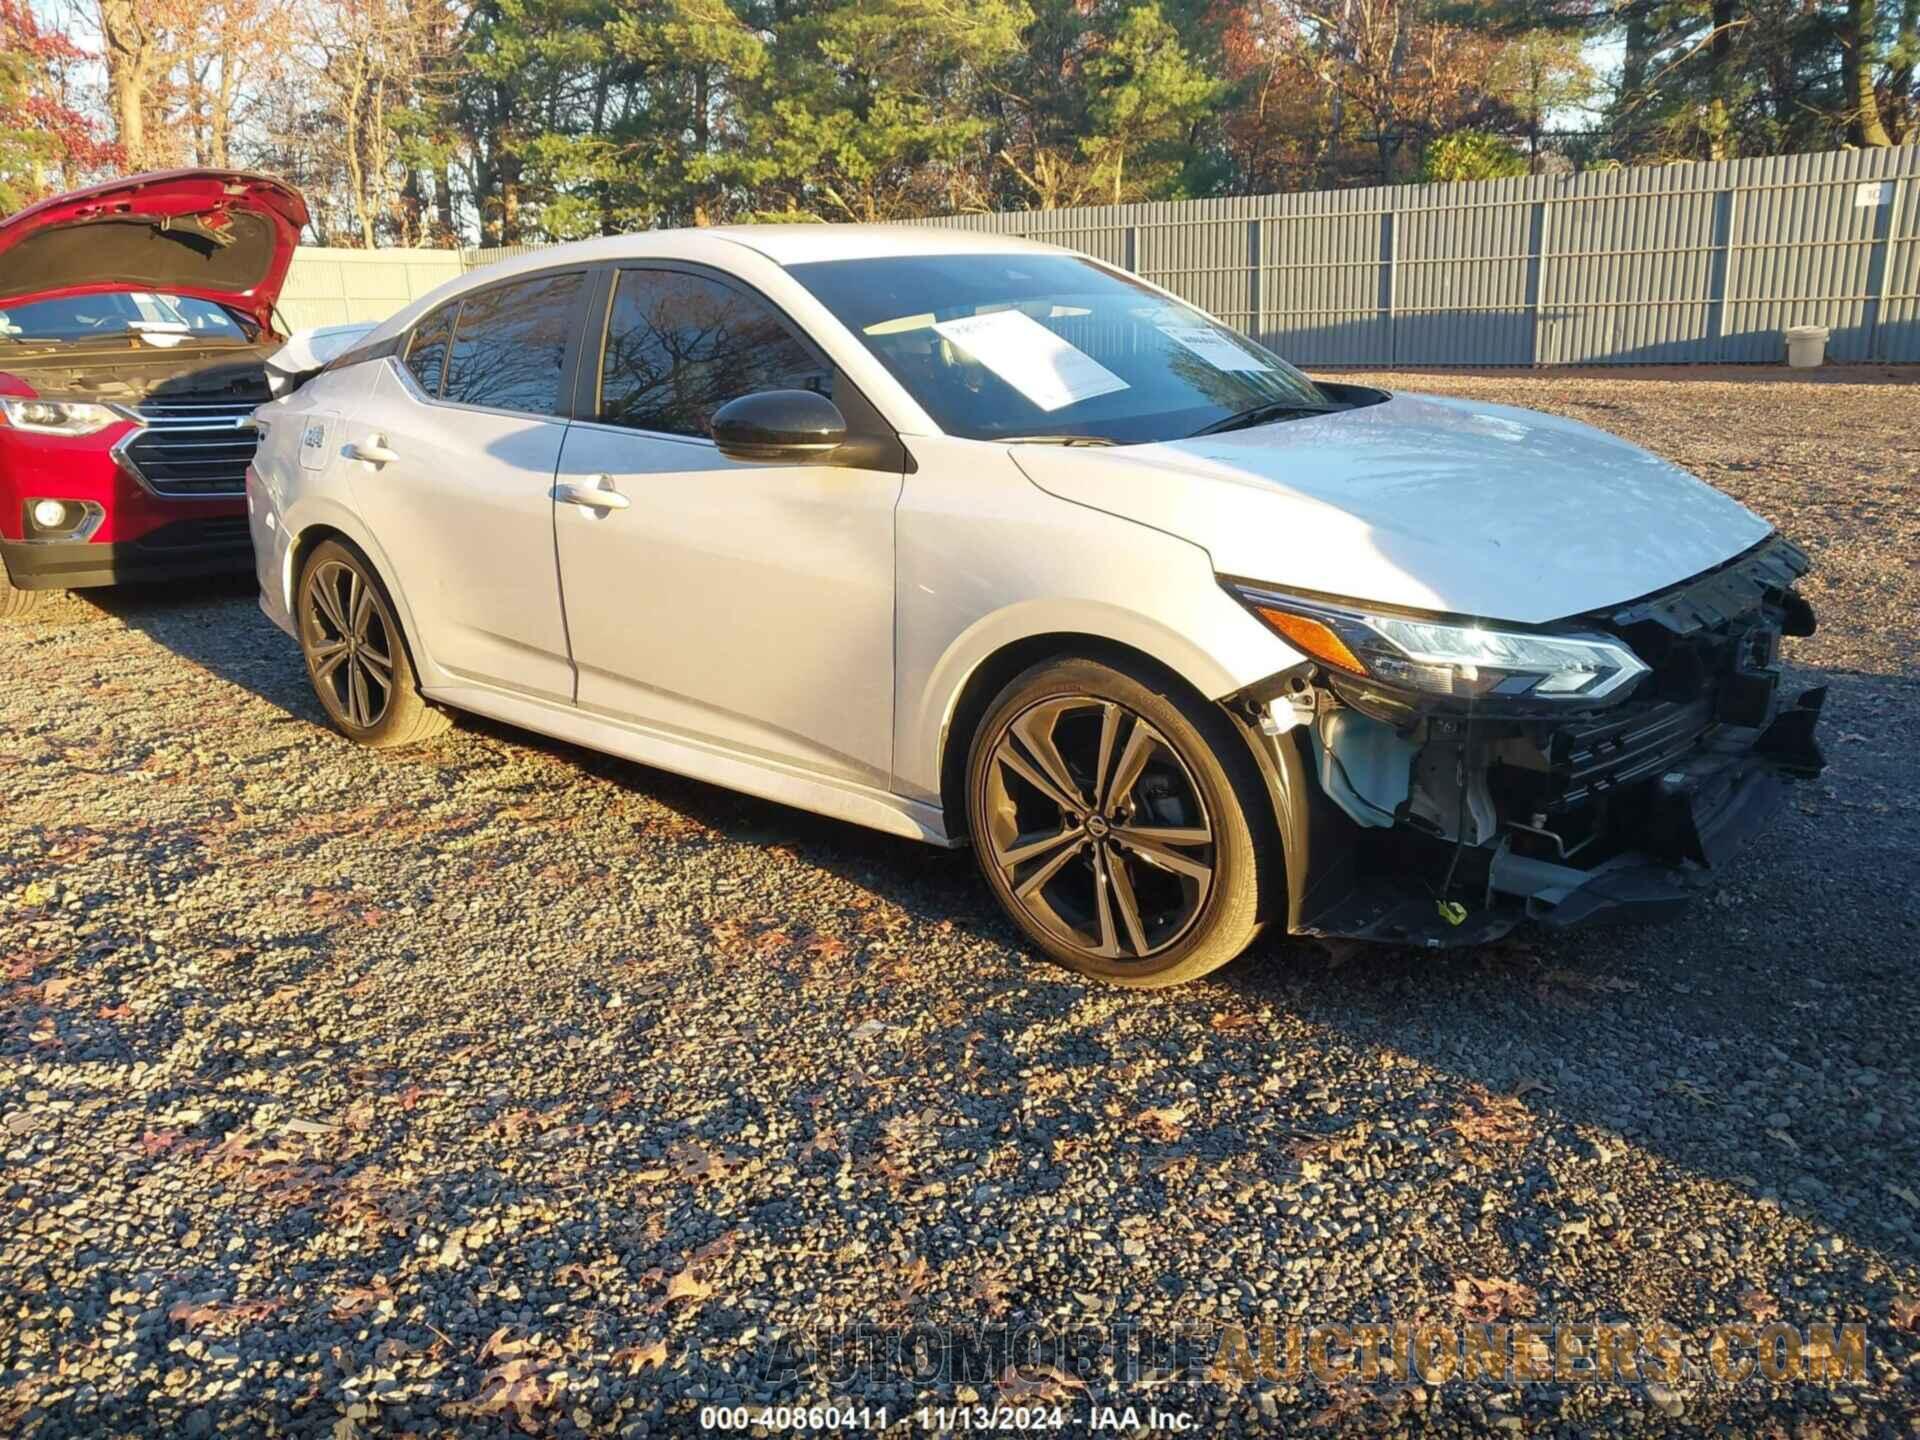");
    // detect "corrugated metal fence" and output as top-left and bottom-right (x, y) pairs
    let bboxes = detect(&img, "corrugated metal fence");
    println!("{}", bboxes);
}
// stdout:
(907, 147), (1920, 366)
(286, 146), (1920, 366)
